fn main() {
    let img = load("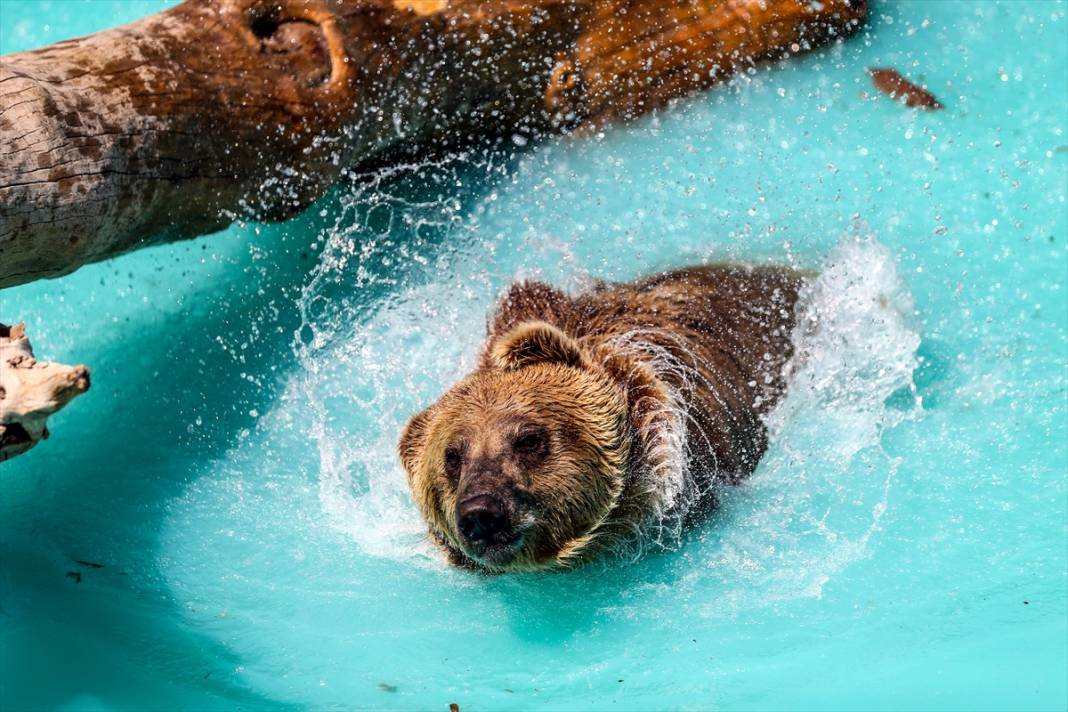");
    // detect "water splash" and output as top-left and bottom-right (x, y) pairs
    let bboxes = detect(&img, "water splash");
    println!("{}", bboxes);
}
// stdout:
(700, 235), (922, 607)
(771, 235), (922, 456)
(292, 155), (500, 563)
